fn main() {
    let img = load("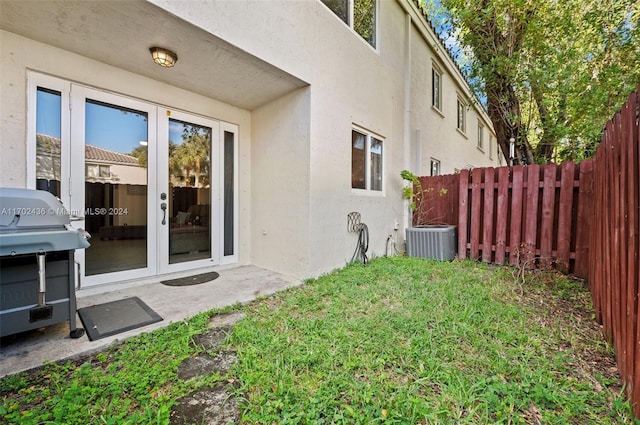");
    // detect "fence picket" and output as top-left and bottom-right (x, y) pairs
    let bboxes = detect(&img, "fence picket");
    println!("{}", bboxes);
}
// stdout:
(495, 167), (509, 264)
(556, 161), (574, 273)
(482, 168), (496, 262)
(470, 168), (483, 260)
(509, 166), (525, 266)
(574, 160), (593, 279)
(523, 165), (540, 264)
(540, 164), (556, 265)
